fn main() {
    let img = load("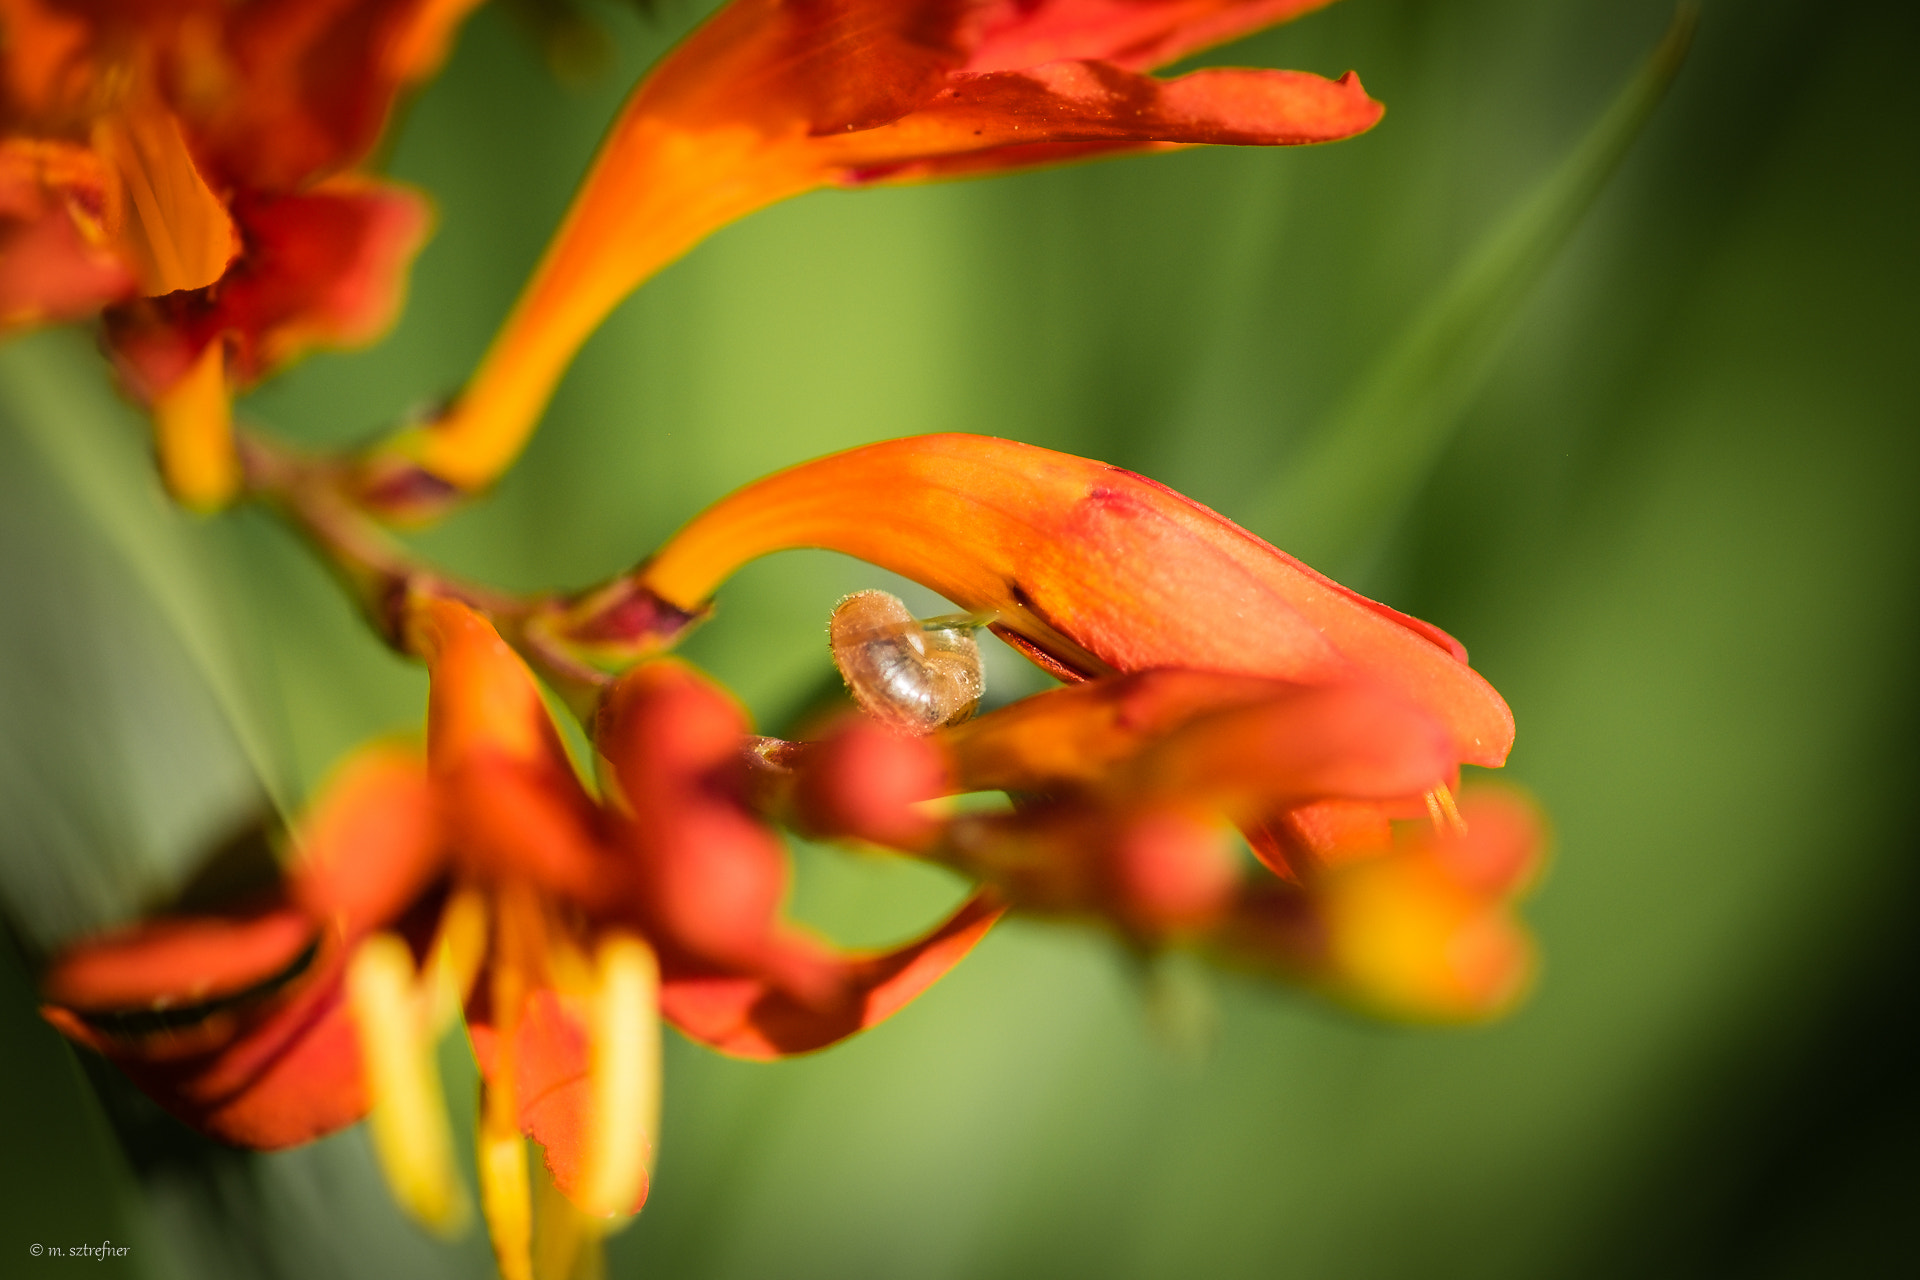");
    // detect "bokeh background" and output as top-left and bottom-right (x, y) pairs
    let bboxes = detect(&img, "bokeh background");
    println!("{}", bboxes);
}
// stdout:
(3, 0), (1916, 1275)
